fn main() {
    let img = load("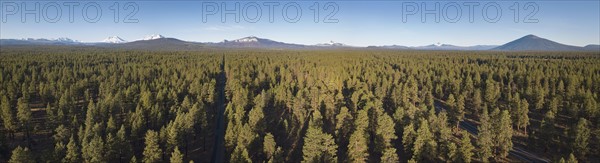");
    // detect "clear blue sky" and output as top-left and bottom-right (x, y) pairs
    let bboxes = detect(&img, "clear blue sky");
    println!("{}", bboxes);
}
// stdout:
(1, 0), (599, 46)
